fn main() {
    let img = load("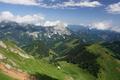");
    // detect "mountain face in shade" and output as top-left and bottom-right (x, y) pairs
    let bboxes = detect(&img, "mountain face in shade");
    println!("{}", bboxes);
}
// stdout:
(0, 21), (120, 46)
(68, 25), (120, 42)
(0, 21), (71, 45)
